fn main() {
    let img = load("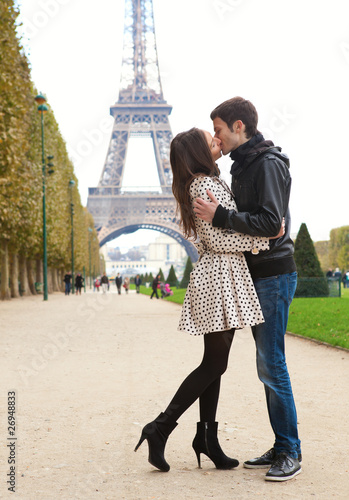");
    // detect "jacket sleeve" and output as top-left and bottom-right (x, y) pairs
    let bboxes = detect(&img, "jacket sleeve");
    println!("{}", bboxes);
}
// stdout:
(213, 157), (290, 237)
(191, 177), (269, 254)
